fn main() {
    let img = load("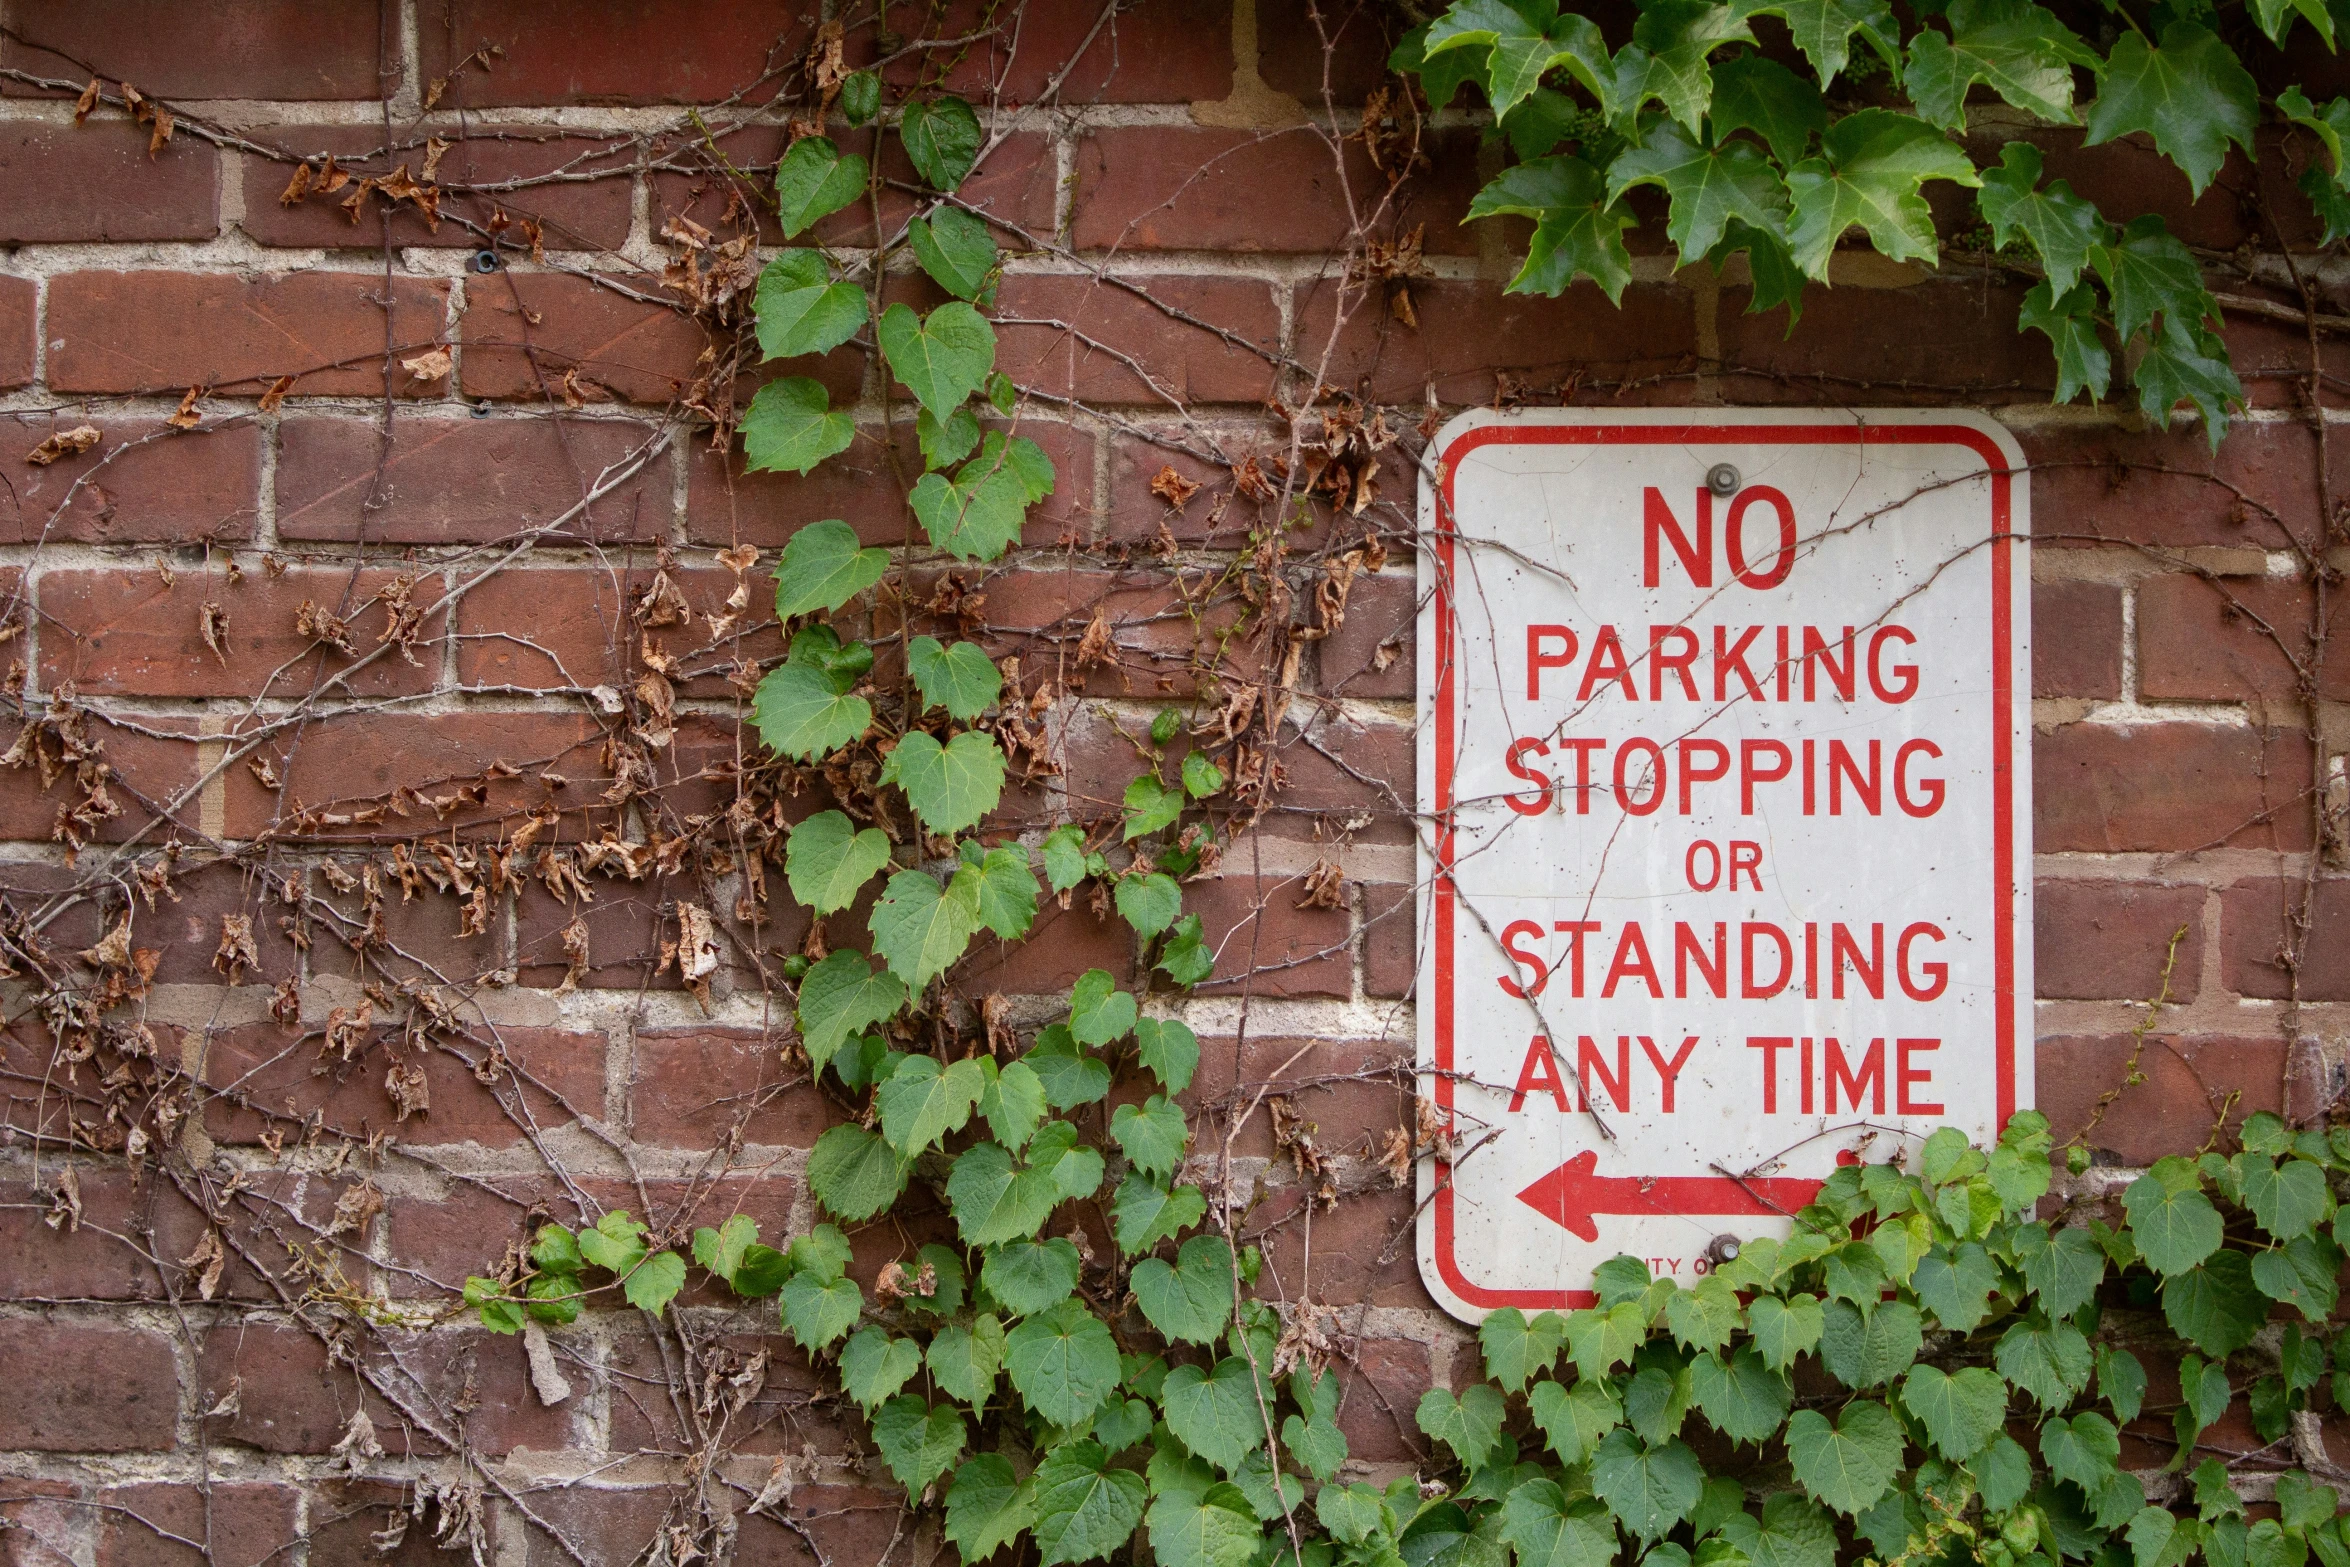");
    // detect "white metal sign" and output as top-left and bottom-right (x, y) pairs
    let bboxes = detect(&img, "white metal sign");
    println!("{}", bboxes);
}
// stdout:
(1414, 408), (2031, 1322)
